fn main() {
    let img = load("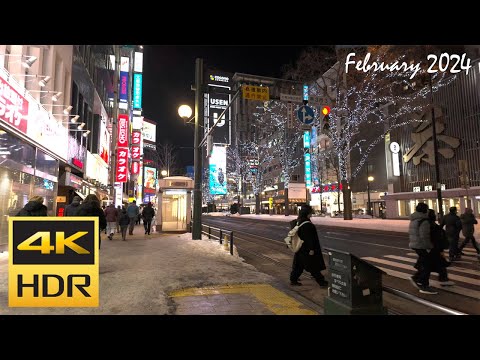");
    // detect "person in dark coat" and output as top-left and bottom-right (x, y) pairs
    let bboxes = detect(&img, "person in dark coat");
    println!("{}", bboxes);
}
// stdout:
(440, 206), (462, 261)
(118, 208), (130, 241)
(459, 208), (480, 257)
(76, 194), (107, 249)
(16, 196), (48, 216)
(142, 202), (155, 235)
(64, 196), (82, 216)
(426, 209), (454, 286)
(104, 203), (118, 240)
(289, 204), (328, 287)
